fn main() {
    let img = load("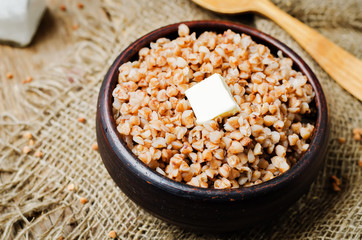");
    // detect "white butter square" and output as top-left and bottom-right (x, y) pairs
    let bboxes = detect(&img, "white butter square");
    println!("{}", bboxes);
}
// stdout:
(0, 0), (46, 46)
(185, 73), (241, 124)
